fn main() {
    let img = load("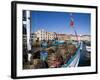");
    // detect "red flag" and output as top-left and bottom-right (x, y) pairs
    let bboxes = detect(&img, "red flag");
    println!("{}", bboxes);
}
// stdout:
(70, 19), (74, 27)
(70, 13), (74, 27)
